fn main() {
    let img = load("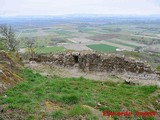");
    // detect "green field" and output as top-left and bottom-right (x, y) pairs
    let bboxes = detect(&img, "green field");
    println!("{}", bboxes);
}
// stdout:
(36, 46), (65, 54)
(87, 44), (117, 53)
(0, 69), (158, 119)
(106, 40), (138, 48)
